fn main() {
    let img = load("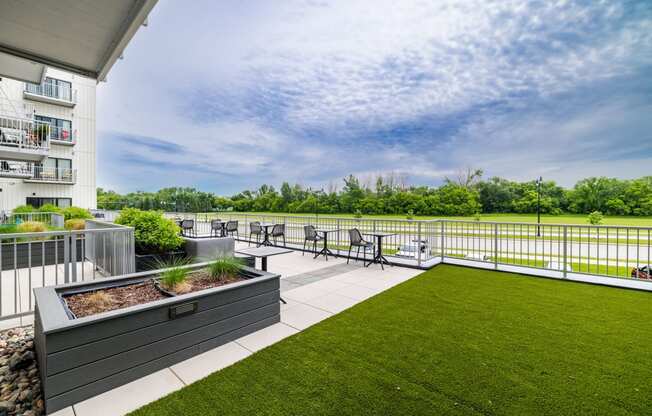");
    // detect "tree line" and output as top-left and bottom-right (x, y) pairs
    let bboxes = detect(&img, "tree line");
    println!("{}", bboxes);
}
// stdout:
(97, 173), (652, 217)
